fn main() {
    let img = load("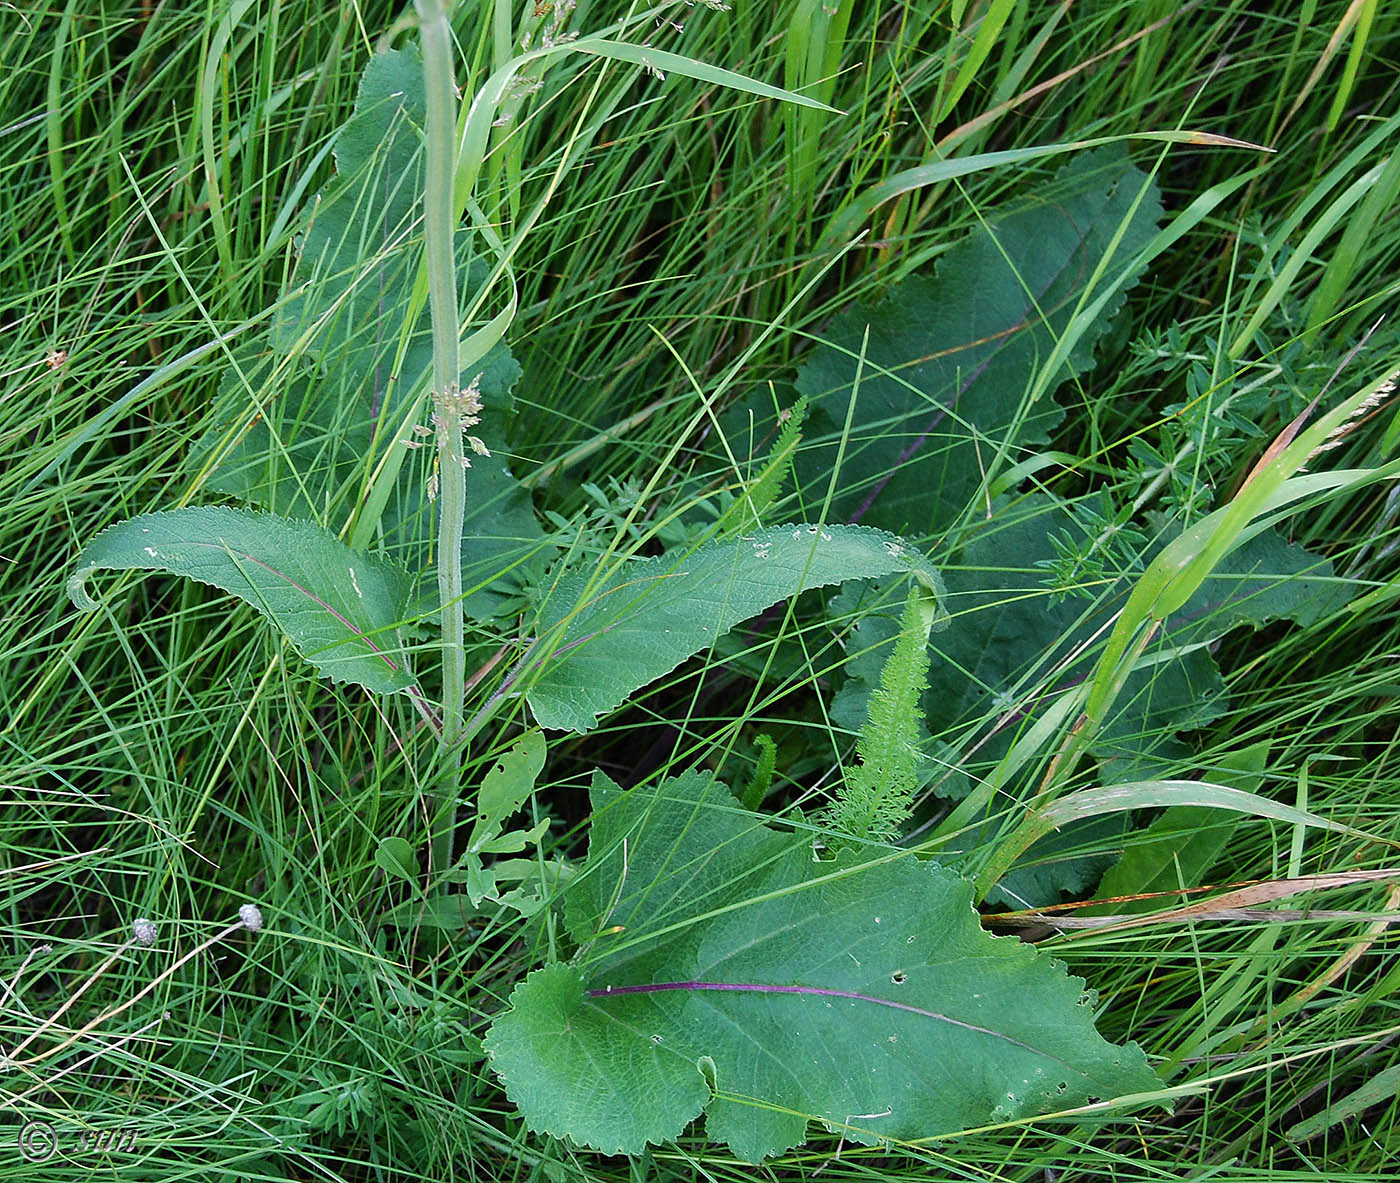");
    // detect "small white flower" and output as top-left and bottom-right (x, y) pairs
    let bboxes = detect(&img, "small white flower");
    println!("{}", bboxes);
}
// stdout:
(132, 919), (158, 946)
(238, 903), (264, 933)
